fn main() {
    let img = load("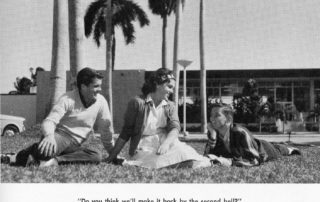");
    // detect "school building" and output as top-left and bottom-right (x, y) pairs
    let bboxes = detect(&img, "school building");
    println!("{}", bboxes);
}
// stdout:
(180, 68), (319, 111)
(177, 68), (320, 132)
